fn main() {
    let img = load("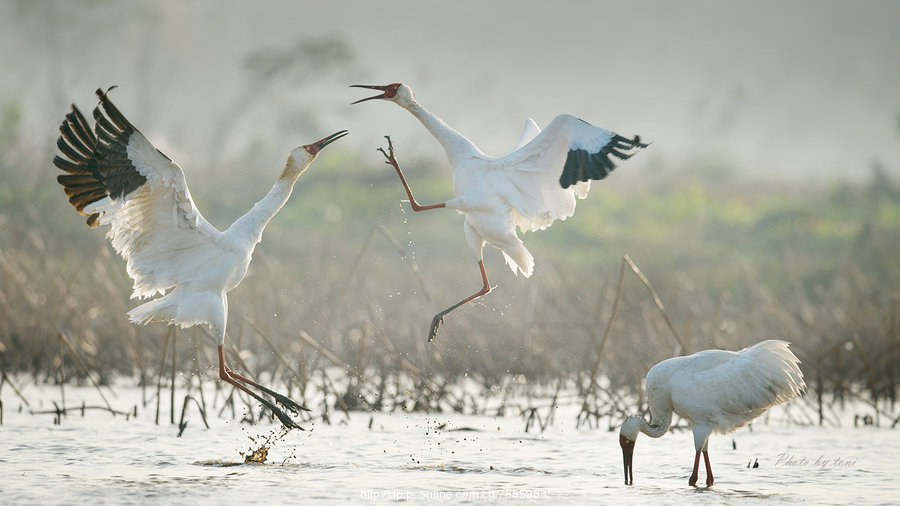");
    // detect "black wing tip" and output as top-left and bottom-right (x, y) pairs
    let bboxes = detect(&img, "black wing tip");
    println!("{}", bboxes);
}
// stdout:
(616, 133), (651, 149)
(95, 85), (119, 101)
(94, 85), (137, 134)
(558, 133), (650, 189)
(54, 86), (147, 217)
(559, 148), (617, 188)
